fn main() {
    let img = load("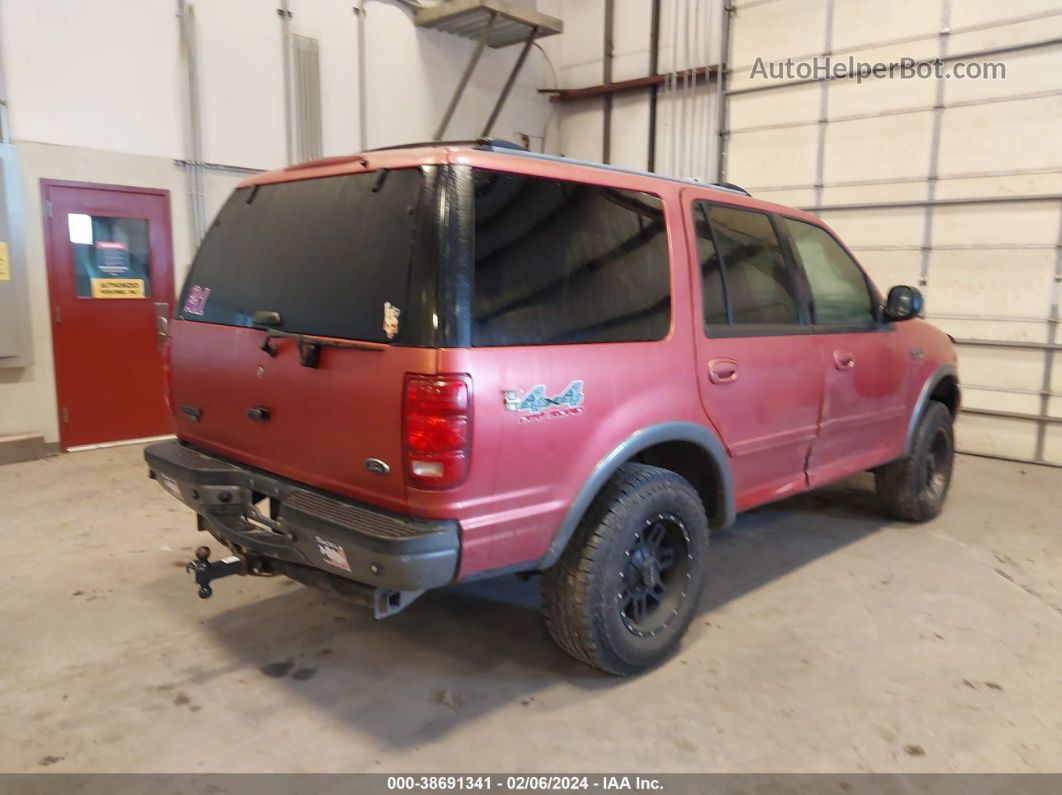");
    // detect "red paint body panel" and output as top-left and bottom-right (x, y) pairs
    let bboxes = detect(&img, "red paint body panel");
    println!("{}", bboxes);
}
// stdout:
(171, 321), (434, 512)
(166, 144), (958, 582)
